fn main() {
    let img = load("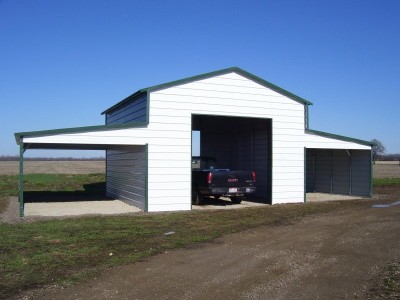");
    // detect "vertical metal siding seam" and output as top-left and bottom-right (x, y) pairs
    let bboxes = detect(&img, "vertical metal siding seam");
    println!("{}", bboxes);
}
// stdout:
(145, 144), (149, 212)
(304, 147), (306, 203)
